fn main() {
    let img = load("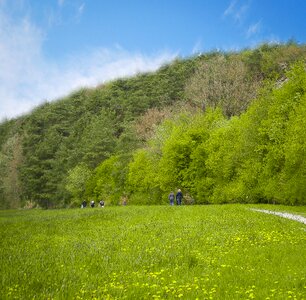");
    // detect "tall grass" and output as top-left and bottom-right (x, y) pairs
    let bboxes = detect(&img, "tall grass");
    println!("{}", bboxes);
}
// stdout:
(1, 205), (305, 299)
